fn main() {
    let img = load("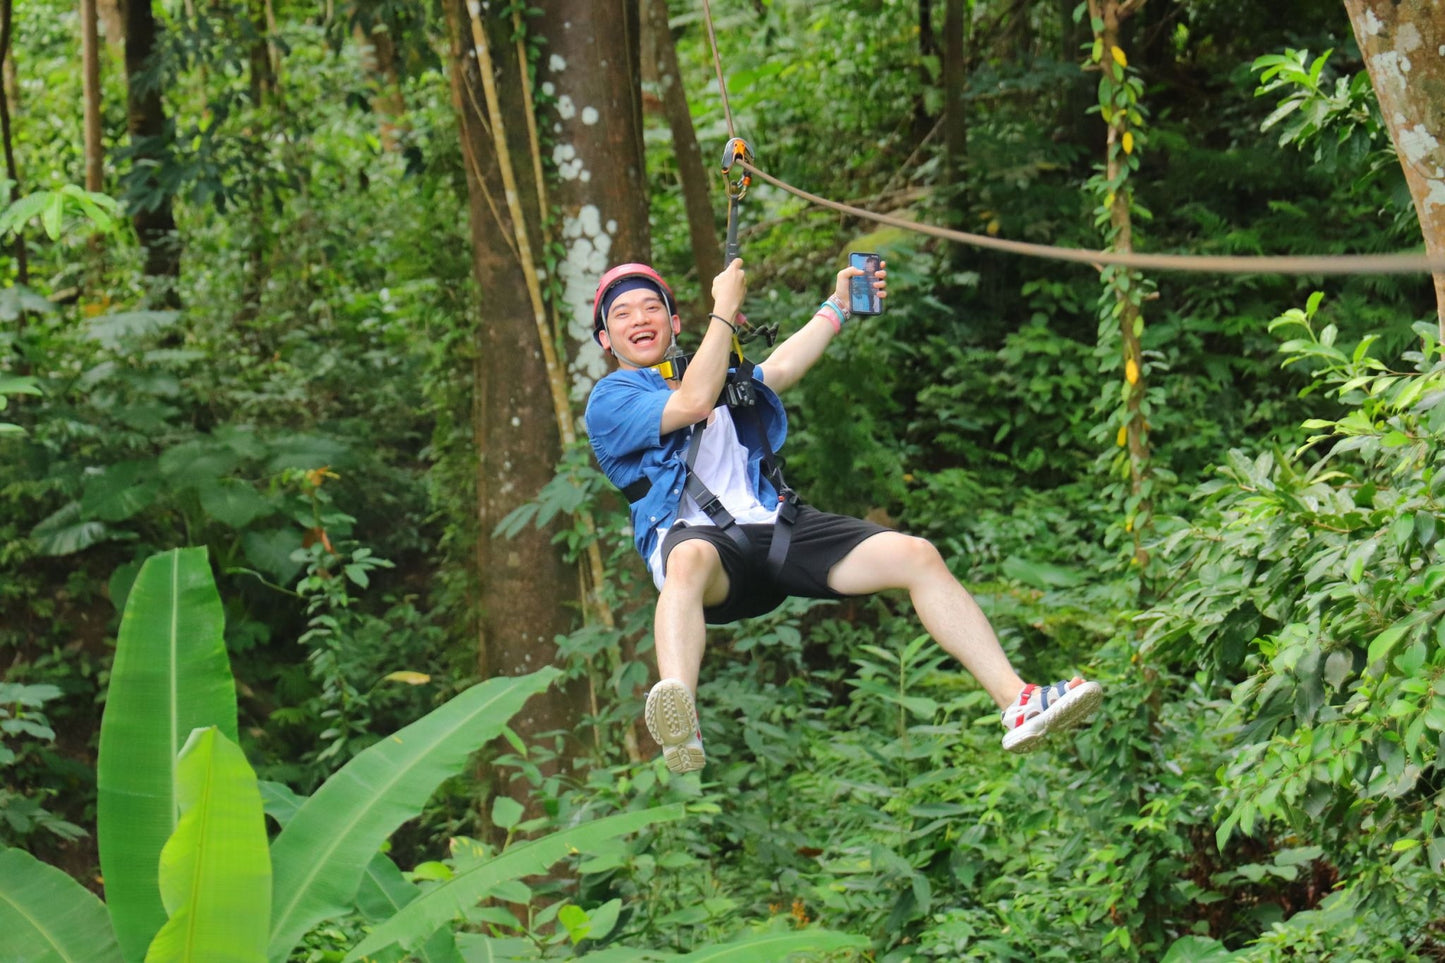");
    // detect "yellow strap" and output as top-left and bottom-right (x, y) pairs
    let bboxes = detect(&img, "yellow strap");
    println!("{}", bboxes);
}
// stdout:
(651, 336), (747, 381)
